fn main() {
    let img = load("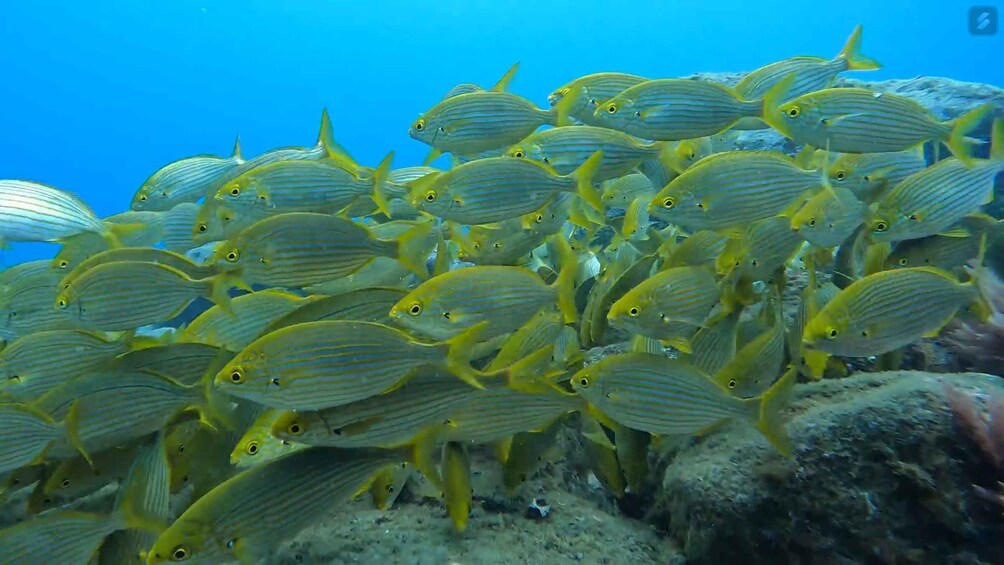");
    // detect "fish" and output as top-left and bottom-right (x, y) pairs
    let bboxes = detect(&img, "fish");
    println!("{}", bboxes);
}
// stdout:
(179, 289), (311, 351)
(571, 354), (796, 456)
(229, 408), (300, 469)
(684, 307), (742, 375)
(96, 433), (172, 565)
(885, 216), (999, 271)
(485, 309), (568, 372)
(410, 64), (562, 161)
(582, 427), (626, 498)
(401, 152), (603, 225)
(788, 279), (840, 379)
(649, 151), (820, 232)
(212, 153), (391, 216)
(28, 444), (142, 515)
(661, 230), (729, 269)
(0, 180), (143, 248)
(501, 416), (566, 494)
(33, 370), (217, 459)
(803, 265), (988, 356)
(0, 329), (127, 401)
(607, 266), (720, 345)
(548, 72), (648, 126)
(0, 260), (53, 292)
(590, 78), (761, 140)
(214, 320), (488, 411)
(213, 212), (433, 288)
(827, 148), (926, 203)
(272, 370), (480, 449)
(601, 173), (655, 211)
(112, 342), (235, 387)
(1, 270), (82, 339)
(868, 119), (1003, 243)
(390, 238), (577, 341)
(0, 505), (153, 565)
(441, 441), (473, 532)
(132, 136), (244, 211)
(144, 447), (405, 564)
(580, 250), (659, 347)
(50, 216), (163, 273)
(192, 200), (272, 245)
(712, 297), (787, 397)
(612, 423), (650, 495)
(55, 261), (234, 332)
(762, 78), (991, 161)
(0, 402), (87, 475)
(59, 246), (220, 290)
(790, 184), (867, 248)
(368, 462), (412, 510)
(262, 287), (406, 336)
(733, 24), (880, 129)
(454, 196), (570, 266)
(506, 125), (662, 181)
(162, 202), (201, 253)
(718, 216), (806, 282)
